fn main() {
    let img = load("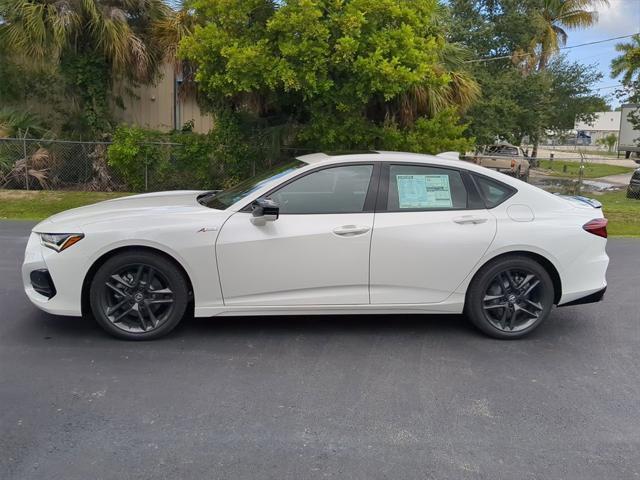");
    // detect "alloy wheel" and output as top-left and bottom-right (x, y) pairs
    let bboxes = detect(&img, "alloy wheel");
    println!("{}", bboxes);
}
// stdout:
(482, 269), (545, 333)
(101, 263), (175, 333)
